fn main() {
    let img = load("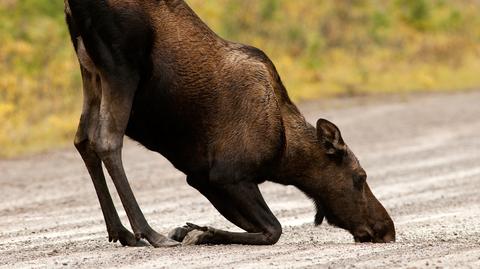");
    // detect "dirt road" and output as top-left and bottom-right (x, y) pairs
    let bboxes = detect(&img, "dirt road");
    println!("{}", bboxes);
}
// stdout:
(1, 91), (480, 268)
